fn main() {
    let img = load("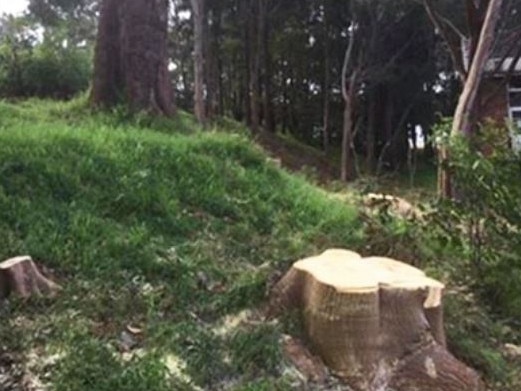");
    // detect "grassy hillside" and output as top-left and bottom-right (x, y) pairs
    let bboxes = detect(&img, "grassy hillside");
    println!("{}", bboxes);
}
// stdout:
(0, 99), (519, 391)
(0, 99), (363, 390)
